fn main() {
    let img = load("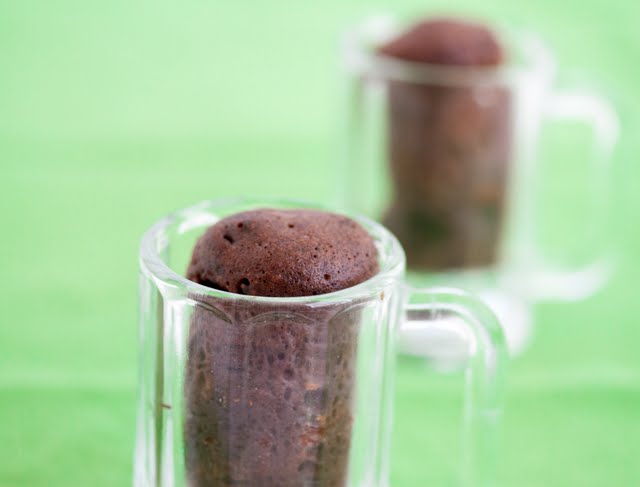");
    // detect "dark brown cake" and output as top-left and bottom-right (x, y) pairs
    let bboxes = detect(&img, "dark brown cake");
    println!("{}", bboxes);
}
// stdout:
(378, 18), (503, 66)
(184, 209), (379, 487)
(378, 18), (512, 270)
(187, 209), (378, 297)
